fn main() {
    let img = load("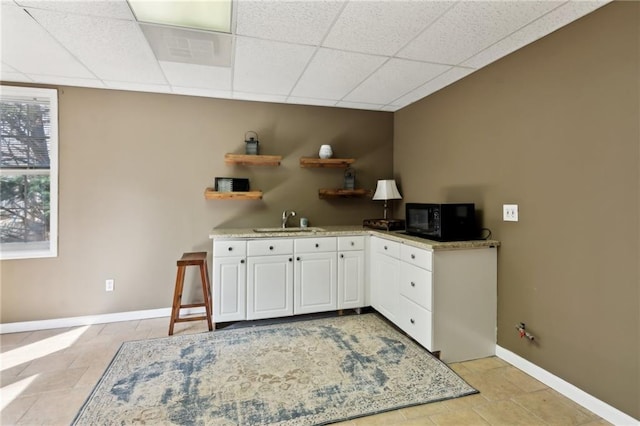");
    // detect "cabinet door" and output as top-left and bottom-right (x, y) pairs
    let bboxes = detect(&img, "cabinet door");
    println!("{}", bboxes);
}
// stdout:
(371, 251), (400, 324)
(338, 250), (365, 309)
(247, 255), (294, 320)
(294, 252), (337, 315)
(213, 256), (246, 322)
